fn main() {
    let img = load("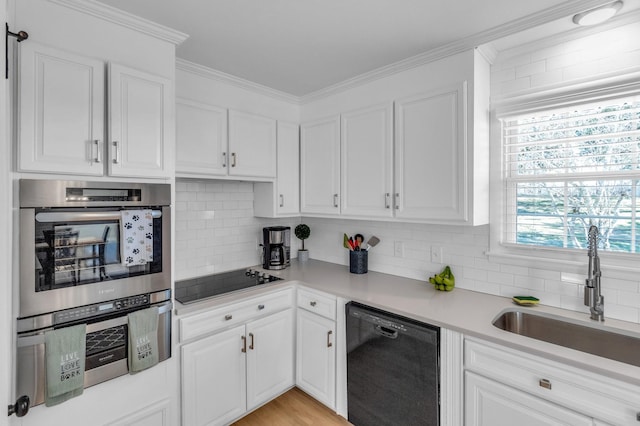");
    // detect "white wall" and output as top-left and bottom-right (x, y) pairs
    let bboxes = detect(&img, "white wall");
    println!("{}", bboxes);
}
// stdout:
(172, 19), (640, 324)
(2, 1), (12, 425)
(7, 2), (180, 424)
(298, 20), (640, 324)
